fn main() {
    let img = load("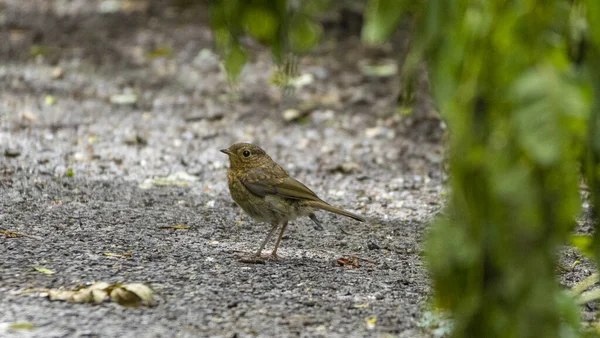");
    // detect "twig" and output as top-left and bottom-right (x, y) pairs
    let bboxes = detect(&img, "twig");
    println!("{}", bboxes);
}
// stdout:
(0, 229), (43, 241)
